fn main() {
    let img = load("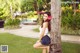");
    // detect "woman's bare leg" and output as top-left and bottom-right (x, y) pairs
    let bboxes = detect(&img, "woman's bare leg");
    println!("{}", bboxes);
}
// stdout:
(42, 48), (47, 53)
(33, 42), (47, 49)
(46, 46), (50, 53)
(33, 42), (49, 53)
